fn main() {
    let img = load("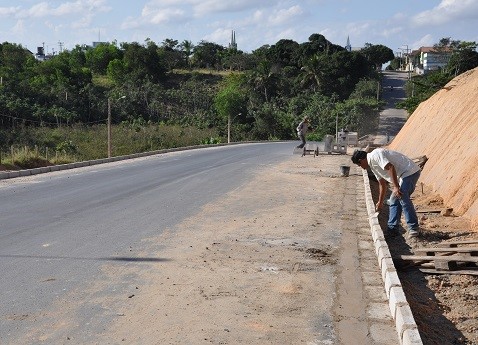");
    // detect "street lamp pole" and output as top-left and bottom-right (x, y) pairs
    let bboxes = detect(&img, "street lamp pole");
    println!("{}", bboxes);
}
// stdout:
(107, 96), (126, 158)
(227, 113), (241, 144)
(227, 114), (231, 144)
(399, 45), (411, 79)
(107, 98), (112, 158)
